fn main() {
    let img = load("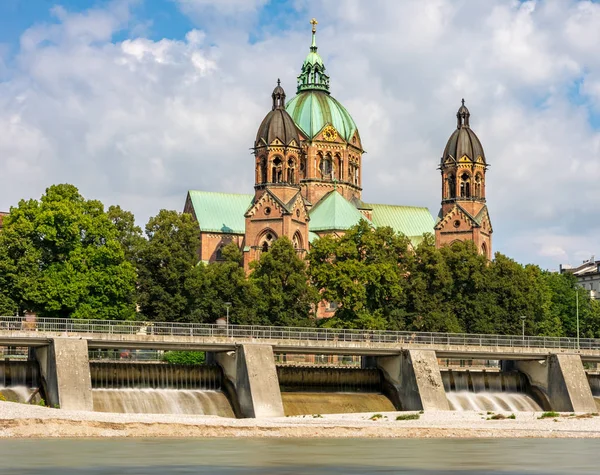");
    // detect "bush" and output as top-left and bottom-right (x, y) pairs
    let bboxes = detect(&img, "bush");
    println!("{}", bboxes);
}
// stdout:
(370, 413), (384, 420)
(163, 351), (206, 365)
(539, 411), (560, 419)
(396, 413), (420, 421)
